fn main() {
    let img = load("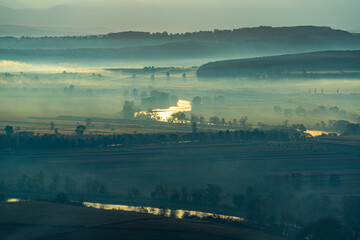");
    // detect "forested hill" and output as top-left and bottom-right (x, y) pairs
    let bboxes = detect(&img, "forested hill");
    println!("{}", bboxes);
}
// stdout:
(104, 26), (354, 40)
(1, 26), (360, 49)
(2, 26), (360, 66)
(196, 50), (360, 79)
